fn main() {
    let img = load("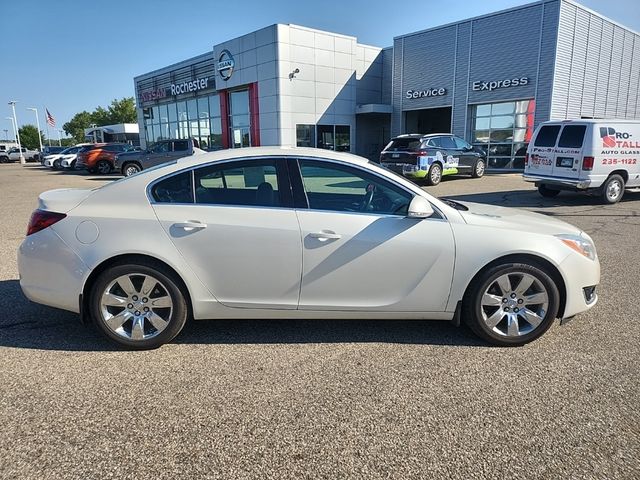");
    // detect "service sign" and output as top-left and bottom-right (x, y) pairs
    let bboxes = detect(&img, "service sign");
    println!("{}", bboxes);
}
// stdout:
(406, 87), (447, 99)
